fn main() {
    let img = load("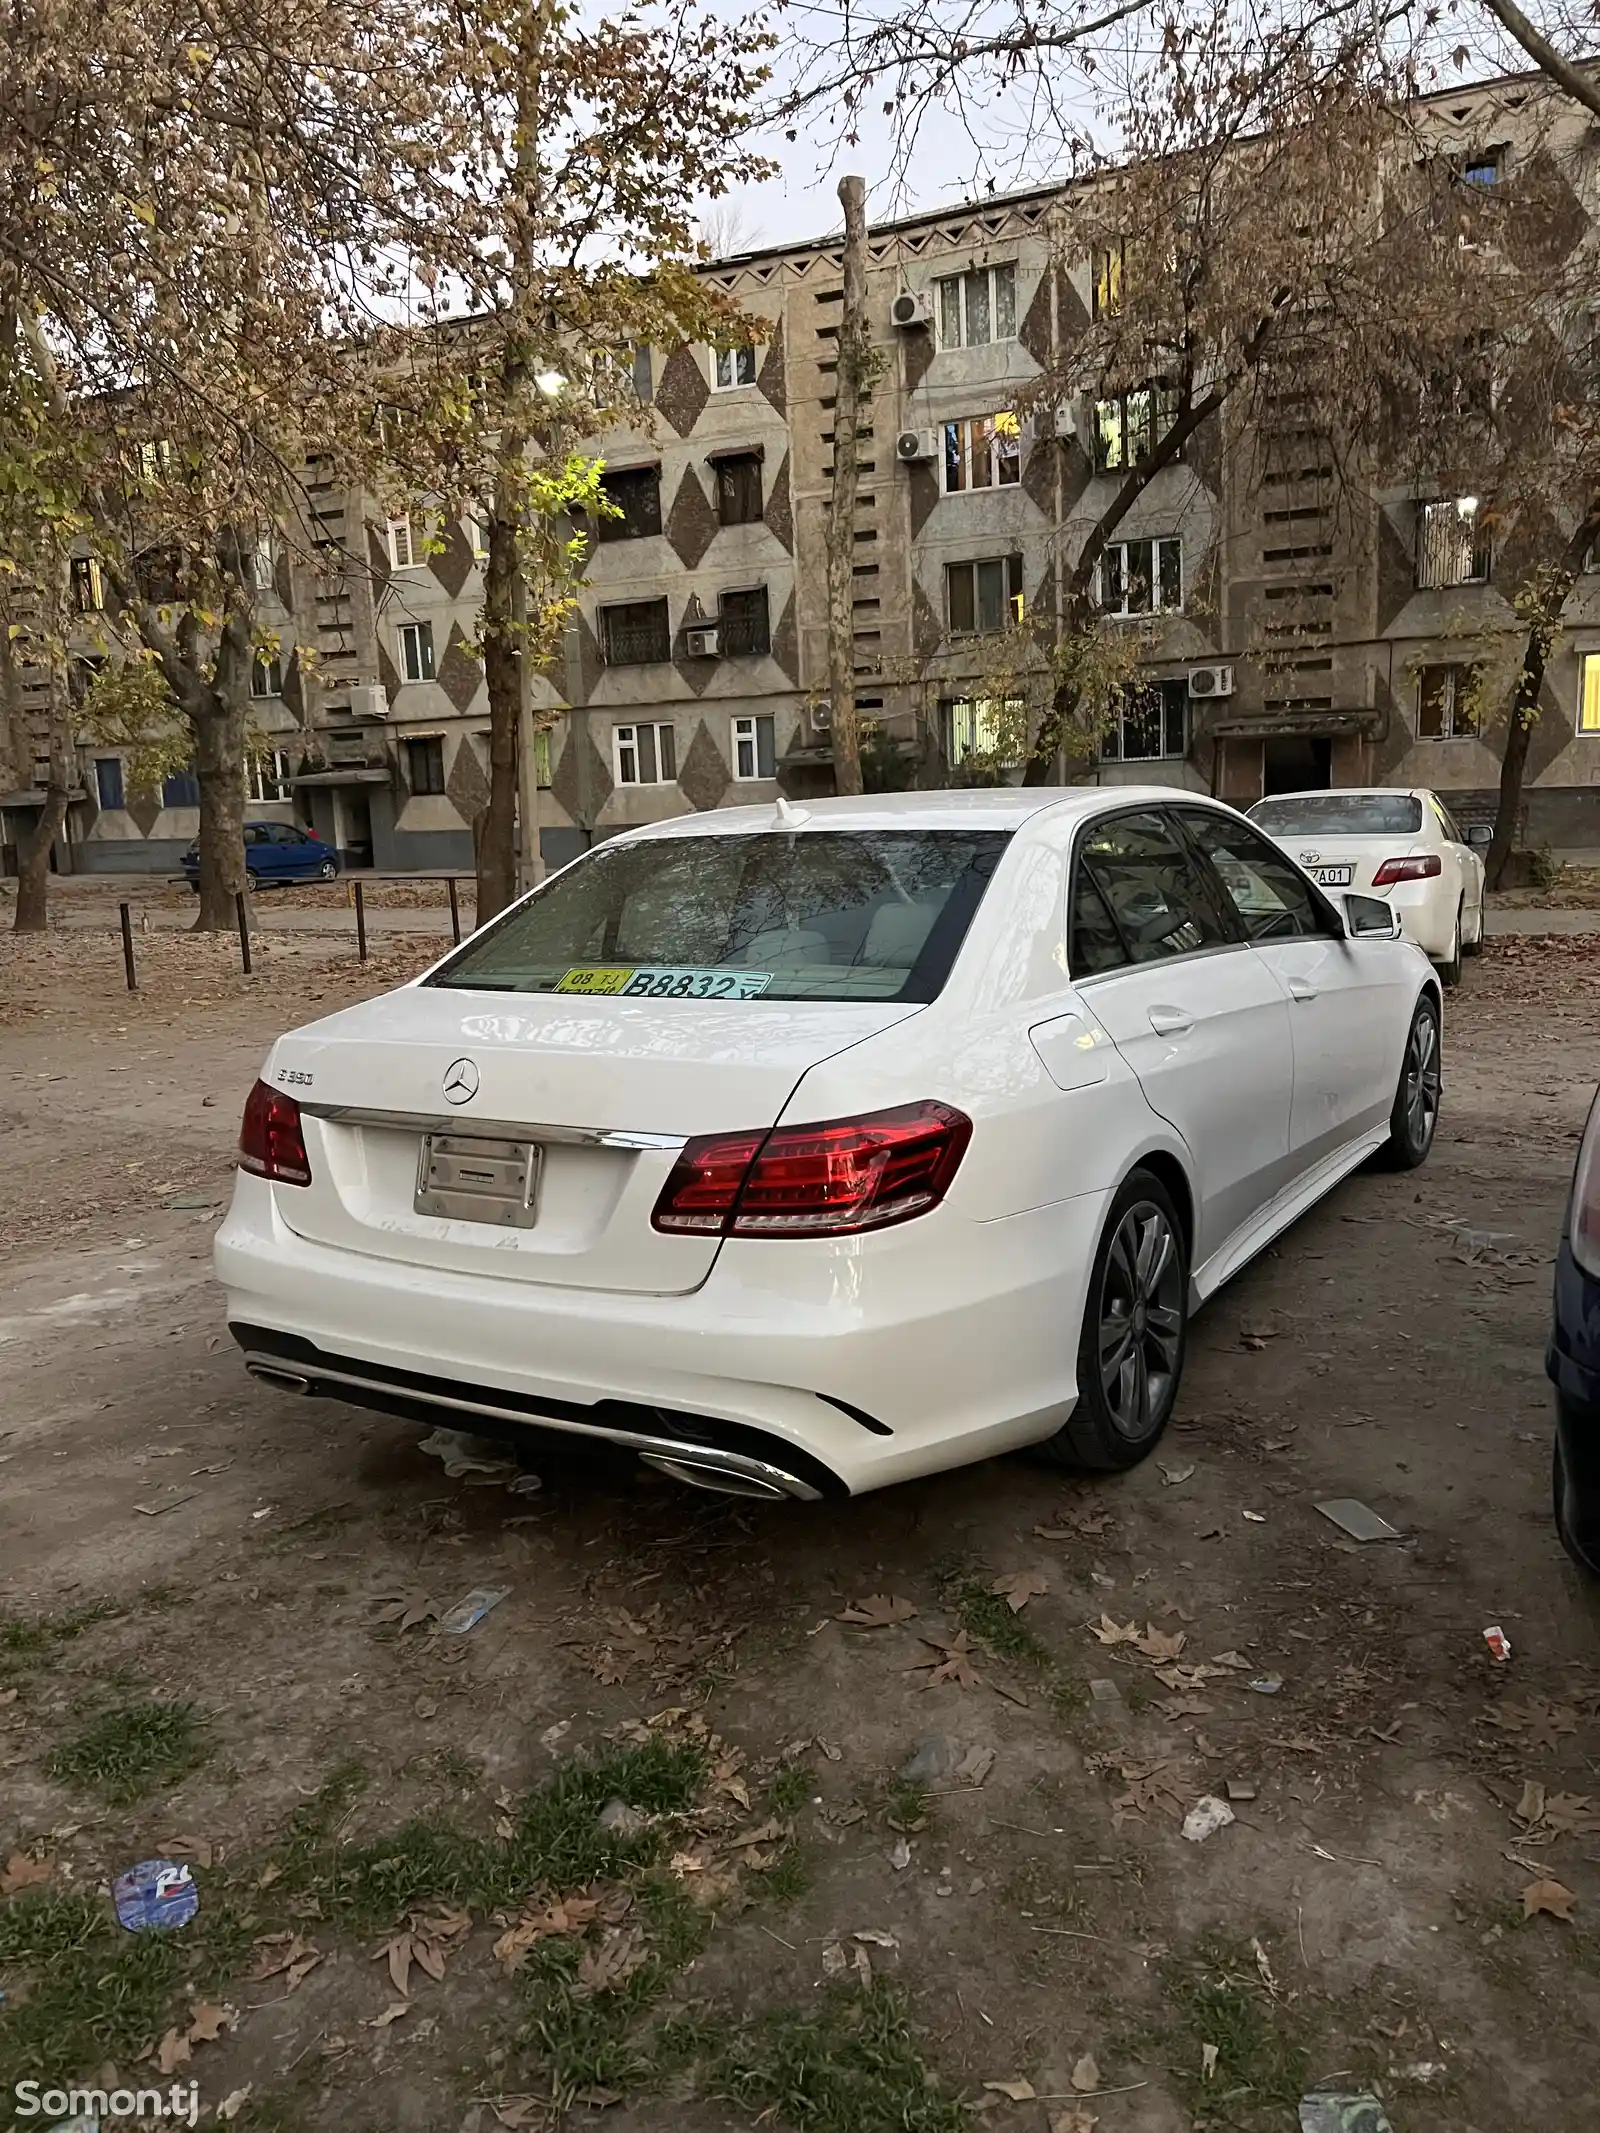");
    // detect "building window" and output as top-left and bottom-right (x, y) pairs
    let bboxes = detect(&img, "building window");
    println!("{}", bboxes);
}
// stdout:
(1091, 243), (1124, 321)
(94, 757), (125, 811)
(942, 412), (1022, 494)
(69, 557), (105, 612)
(246, 749), (293, 801)
(719, 586), (771, 657)
(946, 696), (1026, 768)
(1416, 497), (1490, 589)
(1581, 653), (1600, 736)
(533, 727), (552, 788)
(1461, 148), (1503, 186)
(1101, 538), (1183, 617)
(405, 736), (446, 795)
(946, 555), (1024, 634)
(250, 654), (284, 697)
(162, 766), (201, 807)
(732, 714), (777, 781)
(1417, 663), (1479, 738)
(1093, 385), (1181, 473)
(937, 264), (1017, 350)
(600, 598), (671, 665)
(466, 514), (490, 560)
(715, 452), (763, 526)
(398, 621), (436, 683)
(713, 346), (760, 390)
(597, 466), (662, 542)
(614, 722), (678, 786)
(387, 517), (417, 569)
(1103, 678), (1189, 760)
